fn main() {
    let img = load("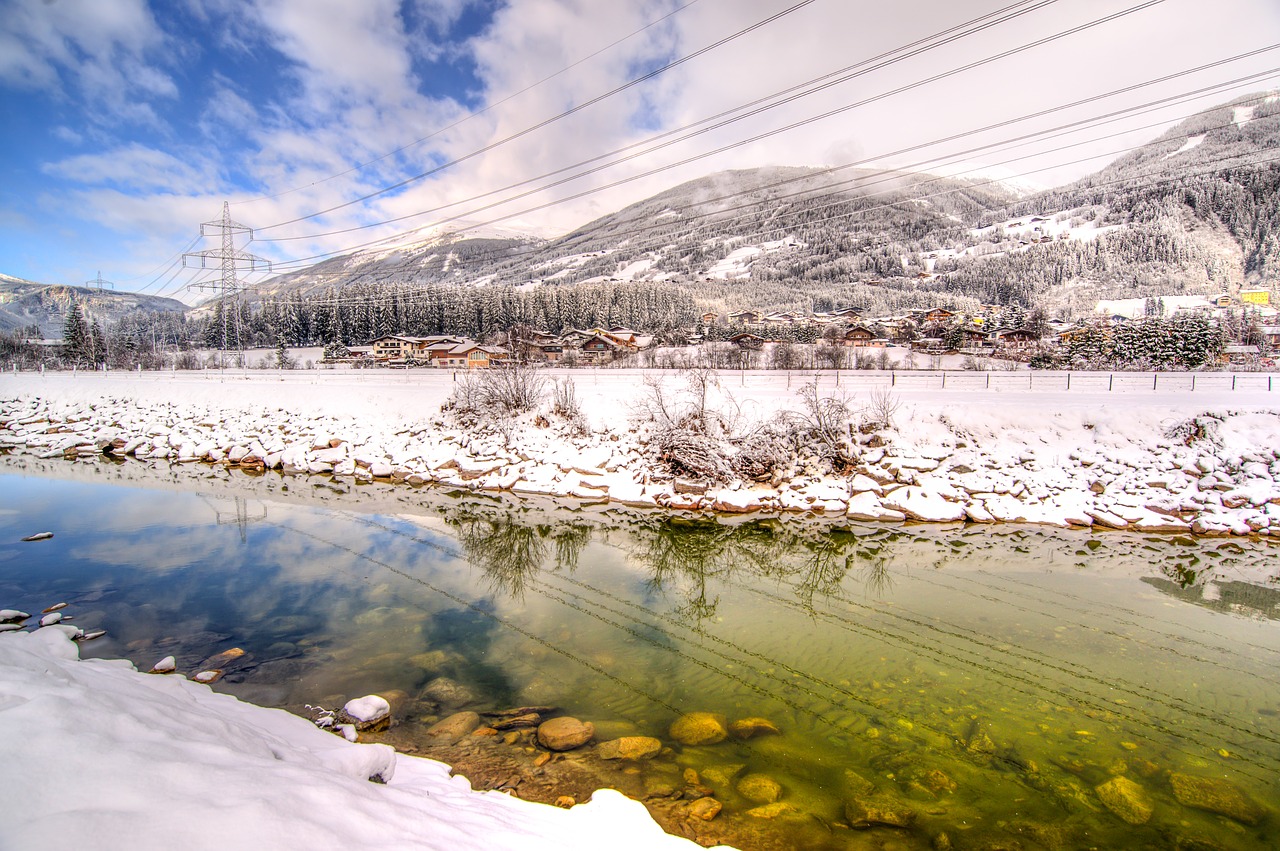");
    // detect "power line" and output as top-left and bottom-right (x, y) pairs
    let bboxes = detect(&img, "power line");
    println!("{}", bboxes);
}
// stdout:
(182, 202), (273, 360)
(230, 0), (706, 207)
(255, 0), (1182, 265)
(256, 62), (1278, 281)
(257, 0), (825, 231)
(256, 0), (1059, 243)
